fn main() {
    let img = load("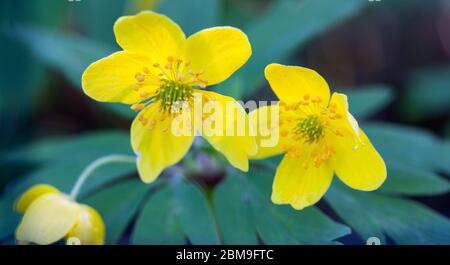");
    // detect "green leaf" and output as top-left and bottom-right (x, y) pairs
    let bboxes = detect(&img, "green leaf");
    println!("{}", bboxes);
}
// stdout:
(218, 0), (369, 98)
(326, 181), (450, 244)
(72, 0), (127, 43)
(213, 171), (350, 244)
(3, 131), (136, 199)
(440, 141), (450, 174)
(379, 164), (450, 196)
(4, 131), (132, 163)
(10, 25), (134, 119)
(132, 185), (184, 244)
(5, 159), (136, 200)
(132, 178), (220, 244)
(341, 85), (394, 119)
(363, 122), (443, 171)
(402, 65), (450, 119)
(213, 174), (258, 244)
(157, 0), (219, 36)
(83, 179), (151, 244)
